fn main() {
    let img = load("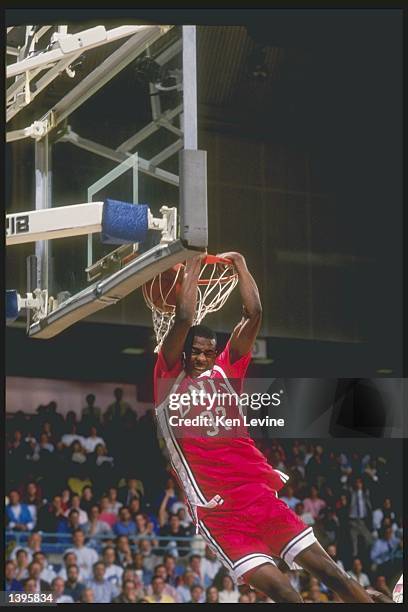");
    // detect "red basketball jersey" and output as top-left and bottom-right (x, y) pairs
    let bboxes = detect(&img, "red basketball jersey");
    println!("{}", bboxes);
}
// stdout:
(154, 341), (288, 518)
